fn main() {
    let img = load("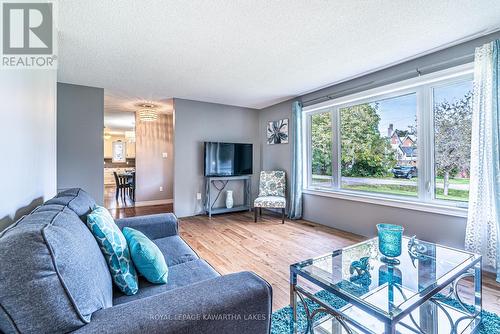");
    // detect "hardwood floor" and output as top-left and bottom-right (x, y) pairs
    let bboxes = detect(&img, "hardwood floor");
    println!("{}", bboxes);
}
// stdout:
(104, 185), (135, 209)
(105, 184), (174, 219)
(178, 211), (500, 314)
(108, 203), (173, 220)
